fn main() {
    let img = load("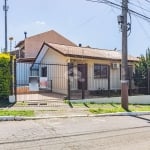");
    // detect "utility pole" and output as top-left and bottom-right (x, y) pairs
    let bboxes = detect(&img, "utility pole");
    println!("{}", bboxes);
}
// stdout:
(3, 0), (9, 53)
(121, 0), (128, 110)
